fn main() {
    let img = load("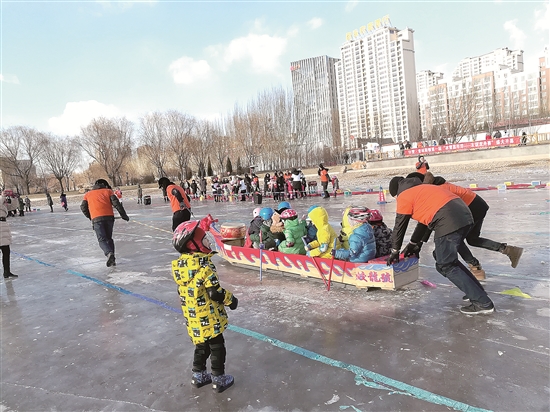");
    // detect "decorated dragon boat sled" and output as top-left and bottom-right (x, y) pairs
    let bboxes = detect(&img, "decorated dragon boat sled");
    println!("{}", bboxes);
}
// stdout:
(209, 223), (419, 291)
